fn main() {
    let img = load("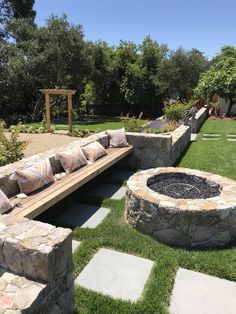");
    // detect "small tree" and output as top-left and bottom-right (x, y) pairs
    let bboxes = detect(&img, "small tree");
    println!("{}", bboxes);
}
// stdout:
(195, 46), (236, 116)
